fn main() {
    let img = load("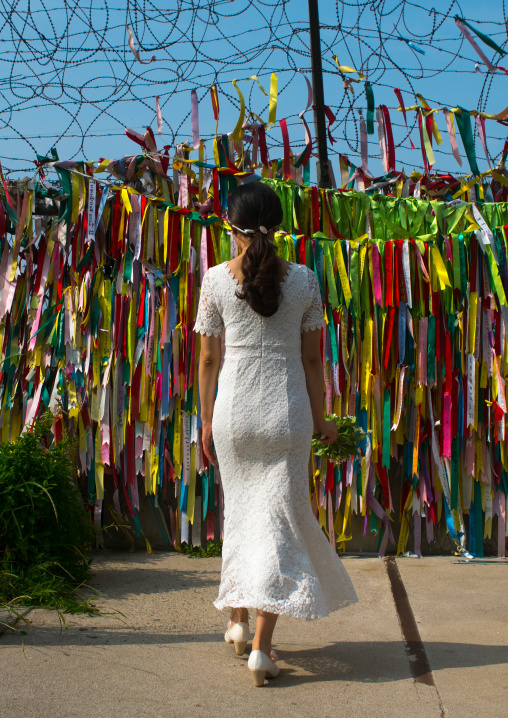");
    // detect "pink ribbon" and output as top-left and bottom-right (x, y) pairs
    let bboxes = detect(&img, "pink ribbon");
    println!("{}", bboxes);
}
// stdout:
(126, 25), (155, 64)
(475, 113), (491, 168)
(376, 106), (388, 173)
(191, 89), (200, 150)
(155, 96), (163, 135)
(455, 18), (497, 73)
(394, 88), (415, 150)
(359, 110), (369, 174)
